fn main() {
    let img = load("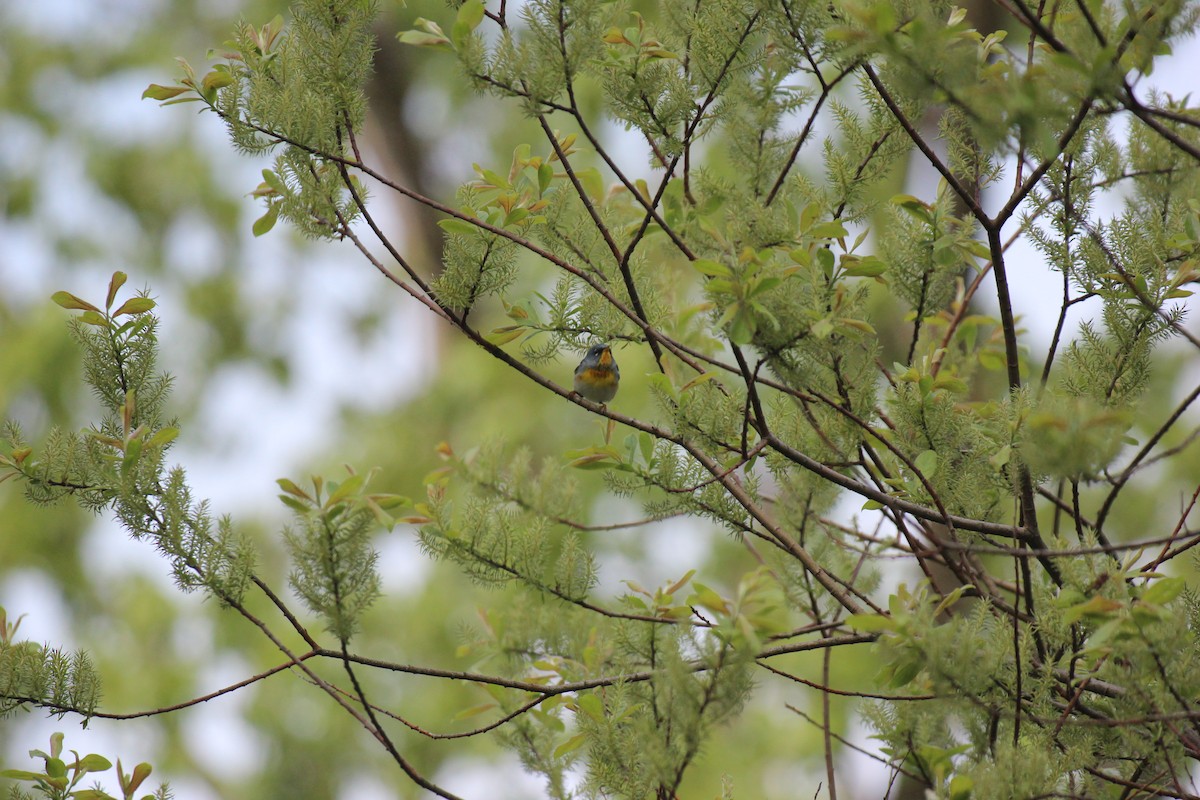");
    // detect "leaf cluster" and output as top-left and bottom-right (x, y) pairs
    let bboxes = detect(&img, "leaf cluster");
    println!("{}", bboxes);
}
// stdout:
(1, 731), (167, 800)
(1, 274), (255, 605)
